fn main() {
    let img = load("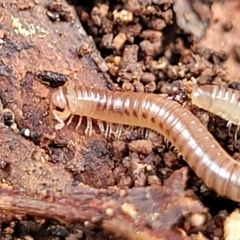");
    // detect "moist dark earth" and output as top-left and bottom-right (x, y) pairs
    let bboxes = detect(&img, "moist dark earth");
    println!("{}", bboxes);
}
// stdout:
(0, 0), (239, 239)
